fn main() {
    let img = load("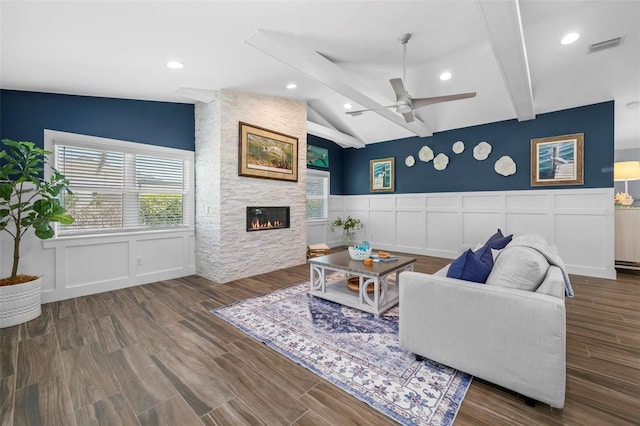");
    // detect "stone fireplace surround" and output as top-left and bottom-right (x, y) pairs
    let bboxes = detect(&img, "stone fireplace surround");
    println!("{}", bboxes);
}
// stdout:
(195, 90), (307, 284)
